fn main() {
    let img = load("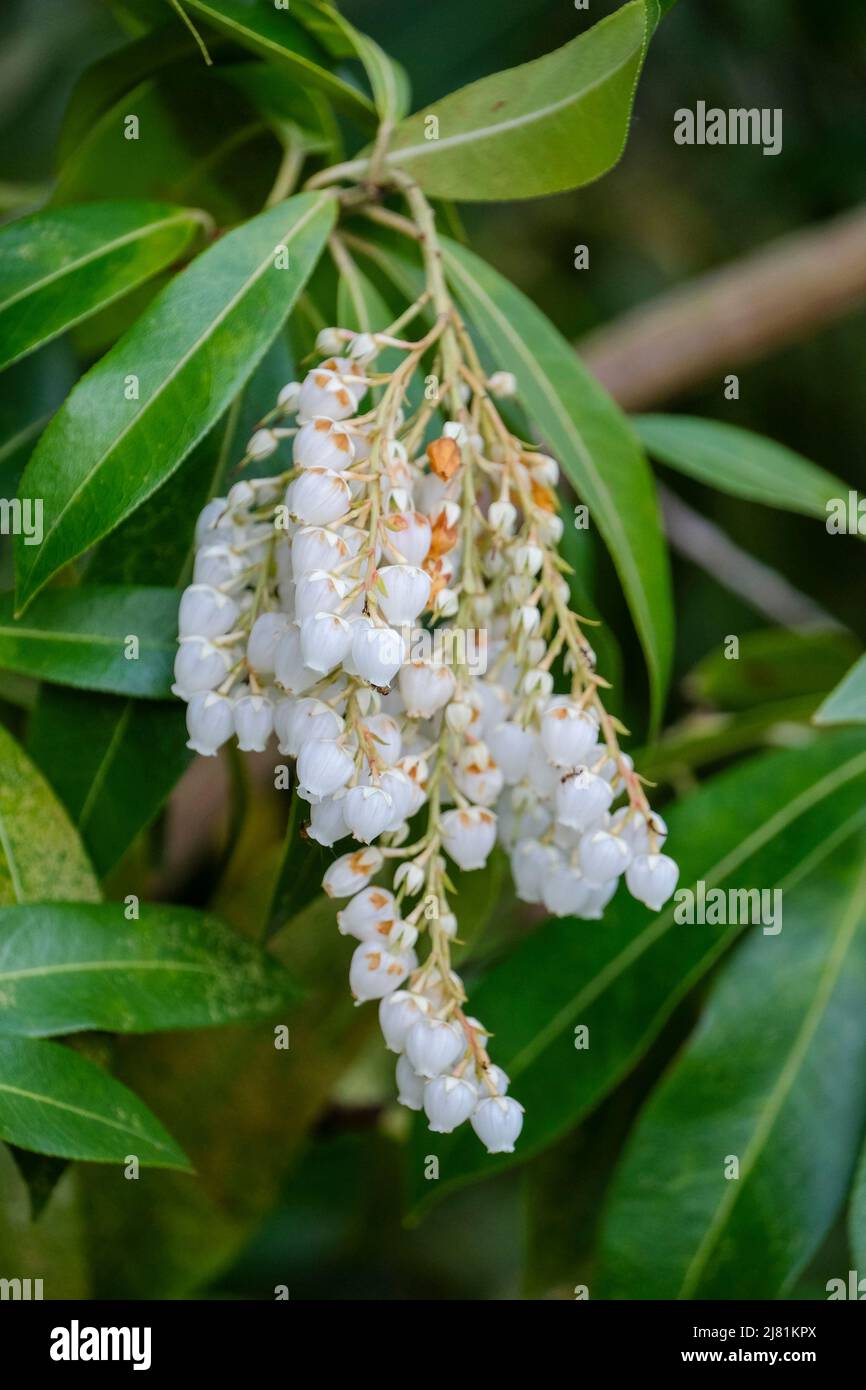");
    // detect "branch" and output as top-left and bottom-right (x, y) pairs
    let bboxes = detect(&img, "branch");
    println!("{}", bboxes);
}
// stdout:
(579, 205), (866, 411)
